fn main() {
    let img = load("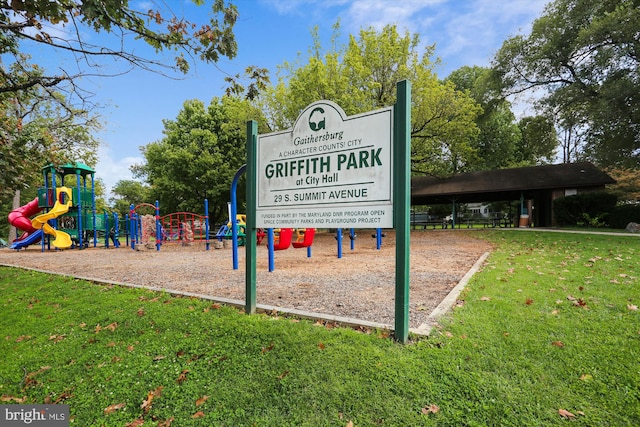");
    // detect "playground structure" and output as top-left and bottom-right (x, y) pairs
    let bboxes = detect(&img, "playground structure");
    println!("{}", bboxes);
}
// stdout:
(215, 214), (266, 246)
(128, 200), (211, 251)
(225, 164), (317, 271)
(8, 163), (122, 250)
